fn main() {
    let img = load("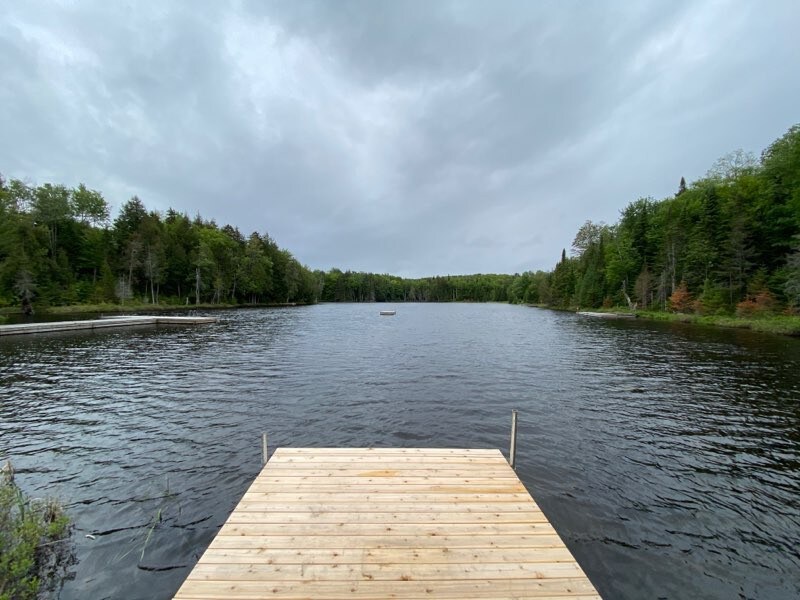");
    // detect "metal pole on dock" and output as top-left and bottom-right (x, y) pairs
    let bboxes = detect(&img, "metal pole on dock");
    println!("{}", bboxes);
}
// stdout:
(261, 432), (268, 466)
(509, 410), (518, 469)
